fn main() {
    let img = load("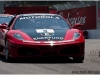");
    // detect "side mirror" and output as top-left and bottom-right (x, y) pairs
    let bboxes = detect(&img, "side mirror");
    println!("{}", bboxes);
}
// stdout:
(0, 23), (7, 29)
(72, 23), (83, 30)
